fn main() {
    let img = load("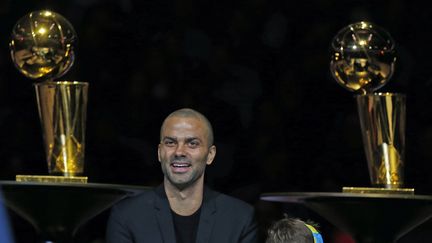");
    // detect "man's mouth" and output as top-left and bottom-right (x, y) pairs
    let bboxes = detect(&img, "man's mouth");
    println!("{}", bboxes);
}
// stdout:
(170, 160), (191, 173)
(171, 163), (191, 168)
